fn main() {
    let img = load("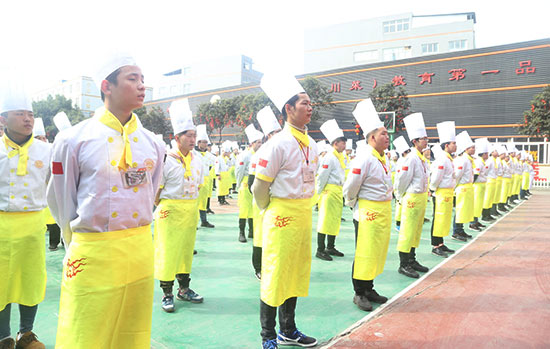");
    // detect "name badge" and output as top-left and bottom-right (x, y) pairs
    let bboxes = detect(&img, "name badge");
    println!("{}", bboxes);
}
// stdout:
(302, 167), (315, 183)
(121, 167), (149, 188)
